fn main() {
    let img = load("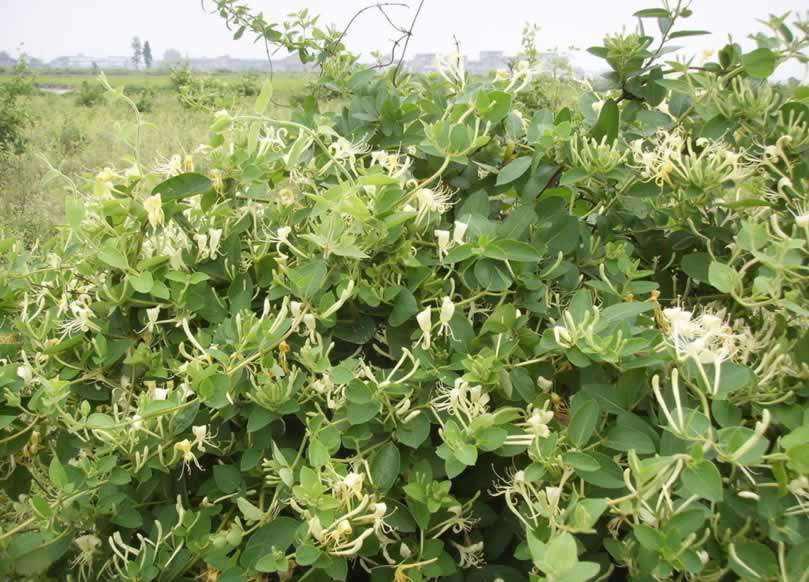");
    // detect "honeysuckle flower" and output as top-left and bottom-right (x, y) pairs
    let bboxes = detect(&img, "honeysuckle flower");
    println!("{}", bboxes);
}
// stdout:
(308, 516), (324, 541)
(523, 407), (554, 439)
(416, 307), (432, 349)
(552, 324), (573, 348)
(414, 185), (453, 224)
(661, 306), (739, 365)
(61, 298), (98, 335)
(536, 376), (553, 392)
(151, 386), (168, 401)
(435, 229), (451, 261)
(16, 364), (33, 385)
(277, 186), (297, 206)
(143, 306), (160, 333)
(431, 378), (490, 423)
(94, 167), (118, 197)
(334, 471), (365, 504)
(790, 201), (809, 228)
(143, 193), (165, 228)
(330, 136), (370, 160)
(175, 439), (203, 475)
(437, 296), (456, 339)
(192, 425), (213, 451)
(452, 221), (468, 244)
(72, 534), (101, 578)
(258, 127), (288, 156)
(274, 226), (292, 244)
(155, 154), (183, 177)
(451, 541), (485, 569)
(208, 228), (223, 258)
